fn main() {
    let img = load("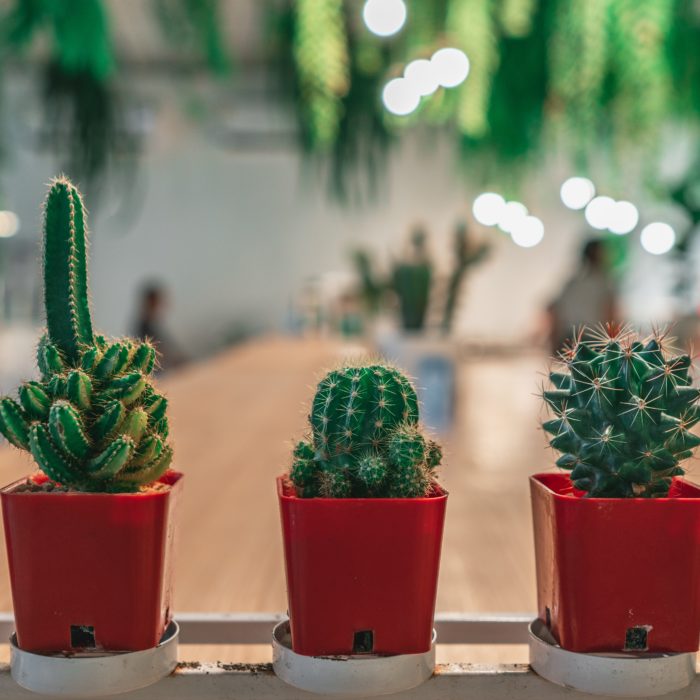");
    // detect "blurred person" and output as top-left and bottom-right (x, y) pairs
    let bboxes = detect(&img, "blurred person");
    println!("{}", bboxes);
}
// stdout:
(133, 282), (186, 371)
(547, 239), (619, 353)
